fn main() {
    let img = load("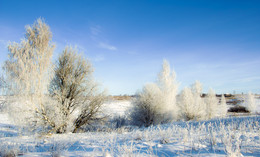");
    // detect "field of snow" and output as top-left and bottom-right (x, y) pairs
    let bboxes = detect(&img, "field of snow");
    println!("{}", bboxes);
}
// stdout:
(102, 100), (132, 117)
(0, 100), (259, 156)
